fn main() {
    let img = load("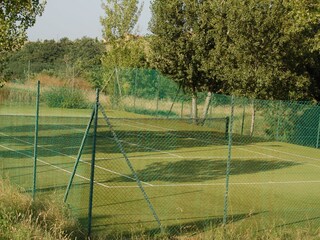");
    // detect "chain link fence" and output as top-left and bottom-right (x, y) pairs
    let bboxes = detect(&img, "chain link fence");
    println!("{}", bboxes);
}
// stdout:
(1, 73), (320, 238)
